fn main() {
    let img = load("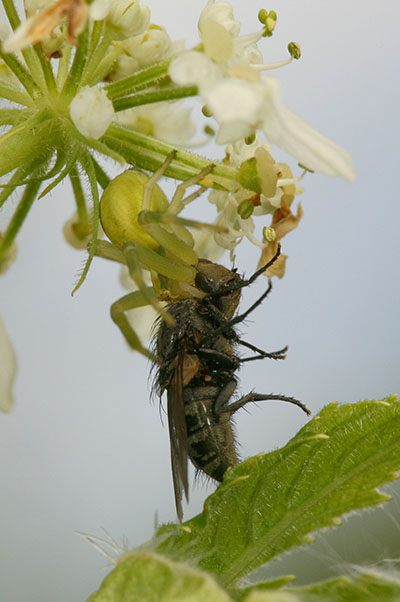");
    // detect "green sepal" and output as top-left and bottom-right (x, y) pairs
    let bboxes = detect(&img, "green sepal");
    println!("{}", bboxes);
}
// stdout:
(237, 158), (261, 194)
